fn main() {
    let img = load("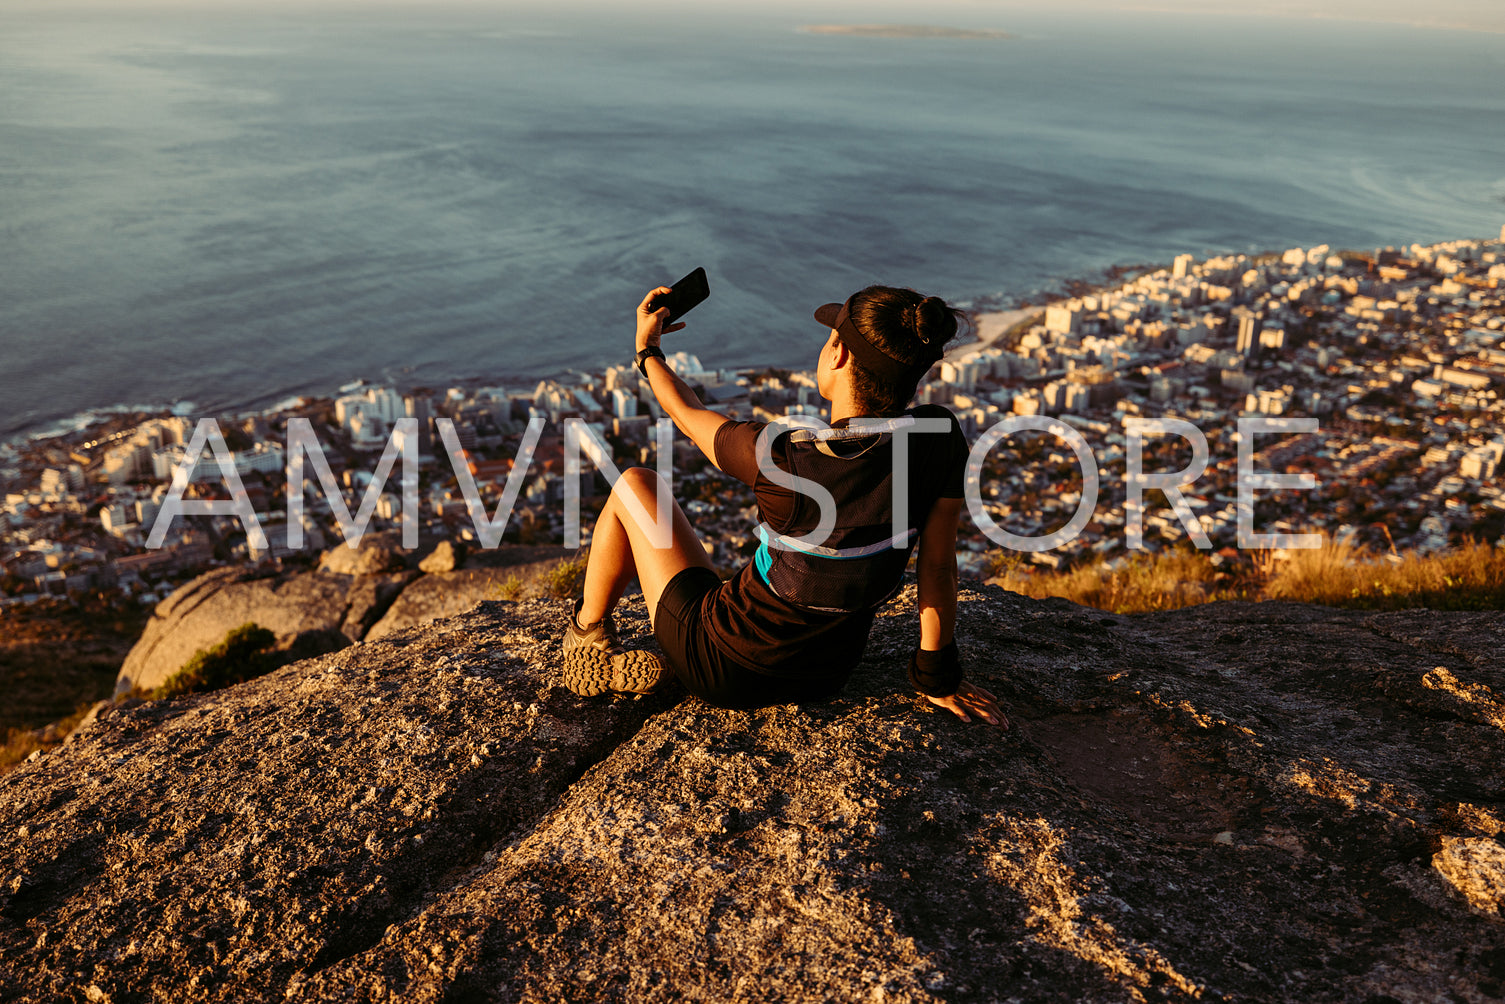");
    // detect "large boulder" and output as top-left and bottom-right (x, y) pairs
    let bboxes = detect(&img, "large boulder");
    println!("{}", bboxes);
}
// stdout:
(418, 540), (465, 574)
(339, 571), (418, 640)
(9, 587), (1503, 1002)
(114, 567), (364, 695)
(318, 542), (408, 577)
